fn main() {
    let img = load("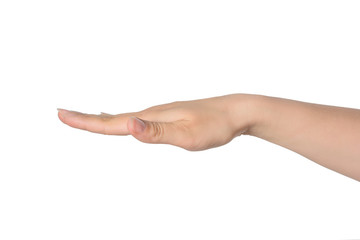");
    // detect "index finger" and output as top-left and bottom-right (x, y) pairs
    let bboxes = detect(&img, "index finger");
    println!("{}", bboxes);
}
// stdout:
(57, 108), (134, 135)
